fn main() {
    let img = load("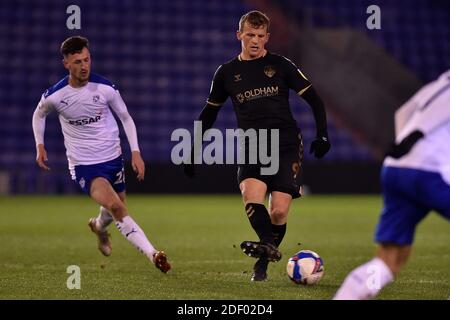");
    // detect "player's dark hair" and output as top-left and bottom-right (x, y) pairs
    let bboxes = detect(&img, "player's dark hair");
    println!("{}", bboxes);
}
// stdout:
(60, 36), (89, 56)
(239, 11), (270, 32)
